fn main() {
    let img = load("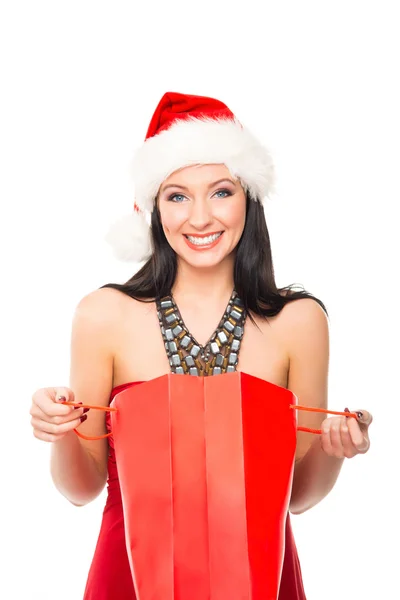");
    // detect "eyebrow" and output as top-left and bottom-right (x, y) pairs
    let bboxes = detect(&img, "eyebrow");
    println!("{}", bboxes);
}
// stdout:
(160, 178), (237, 193)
